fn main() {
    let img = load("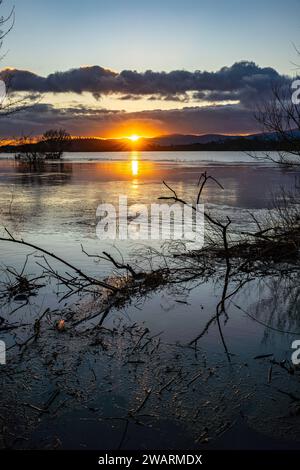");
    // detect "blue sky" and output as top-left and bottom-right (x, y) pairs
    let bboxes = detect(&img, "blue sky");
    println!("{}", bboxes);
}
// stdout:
(4, 0), (300, 75)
